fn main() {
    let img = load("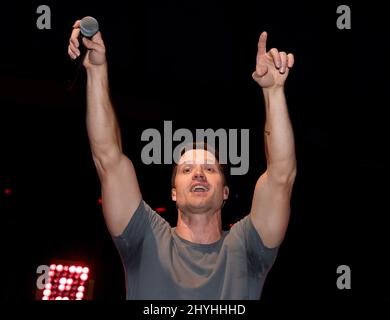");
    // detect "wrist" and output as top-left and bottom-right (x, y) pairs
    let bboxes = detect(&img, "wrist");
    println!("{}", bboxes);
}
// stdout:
(262, 85), (285, 97)
(86, 63), (108, 78)
(262, 86), (287, 111)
